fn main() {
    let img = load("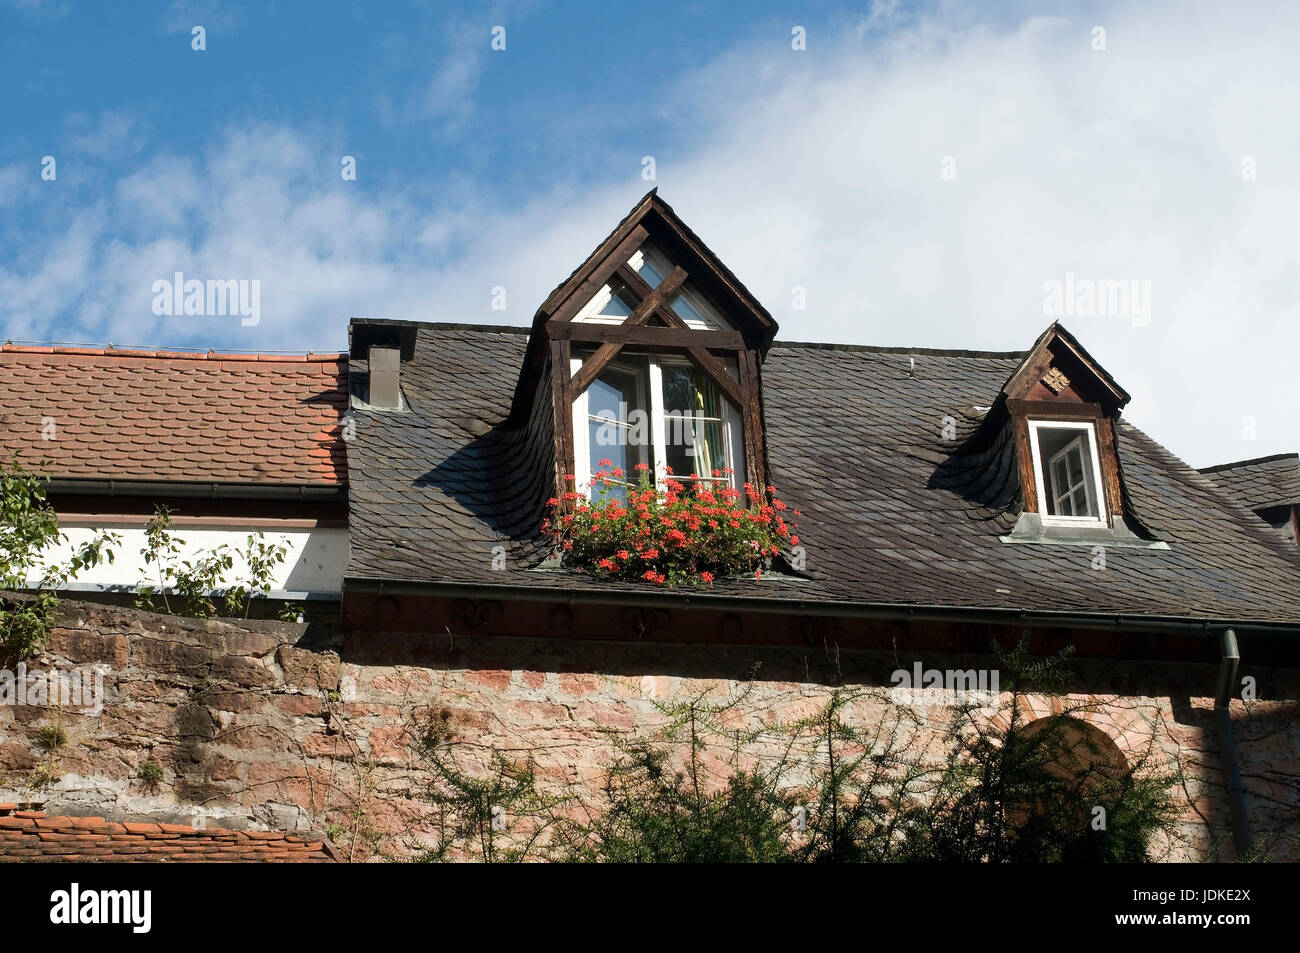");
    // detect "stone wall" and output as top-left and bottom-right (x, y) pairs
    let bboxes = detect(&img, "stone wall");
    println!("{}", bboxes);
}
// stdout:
(1, 601), (1296, 861)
